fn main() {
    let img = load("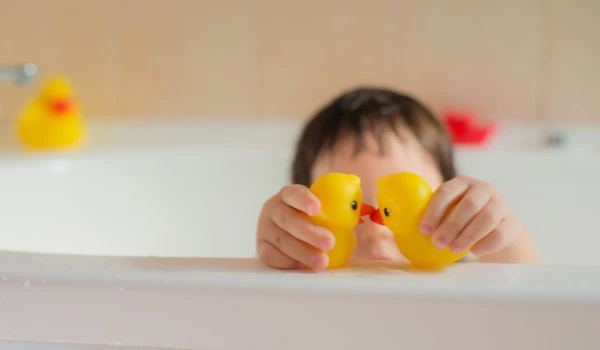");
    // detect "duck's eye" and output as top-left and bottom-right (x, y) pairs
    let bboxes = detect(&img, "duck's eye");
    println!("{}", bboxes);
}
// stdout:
(384, 208), (390, 217)
(351, 200), (358, 210)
